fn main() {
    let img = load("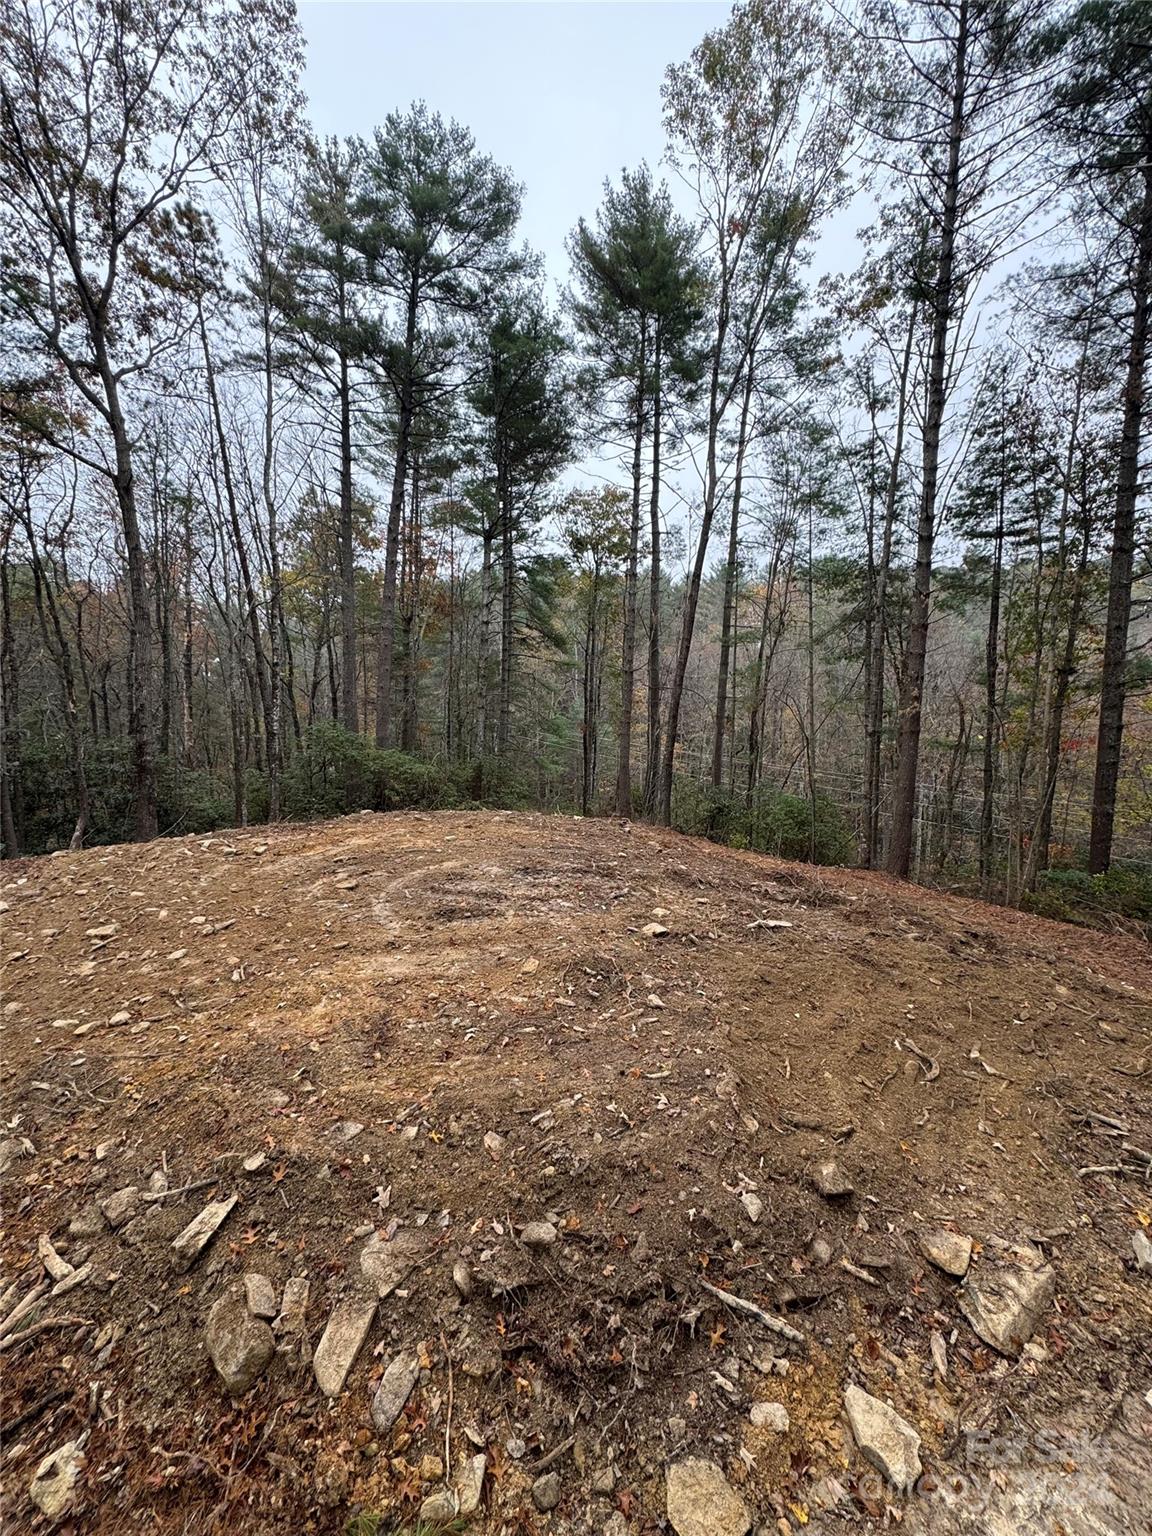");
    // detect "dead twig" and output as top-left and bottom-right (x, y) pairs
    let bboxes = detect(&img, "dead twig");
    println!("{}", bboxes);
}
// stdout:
(527, 1433), (576, 1474)
(700, 1280), (805, 1344)
(0, 1313), (90, 1352)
